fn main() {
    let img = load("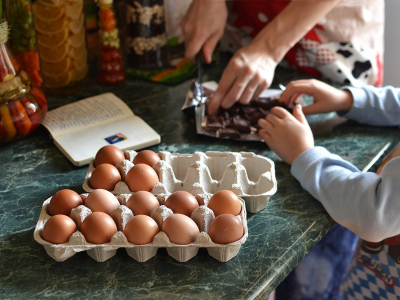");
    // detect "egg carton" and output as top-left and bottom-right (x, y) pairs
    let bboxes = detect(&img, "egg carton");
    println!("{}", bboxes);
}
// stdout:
(33, 192), (248, 263)
(83, 151), (277, 213)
